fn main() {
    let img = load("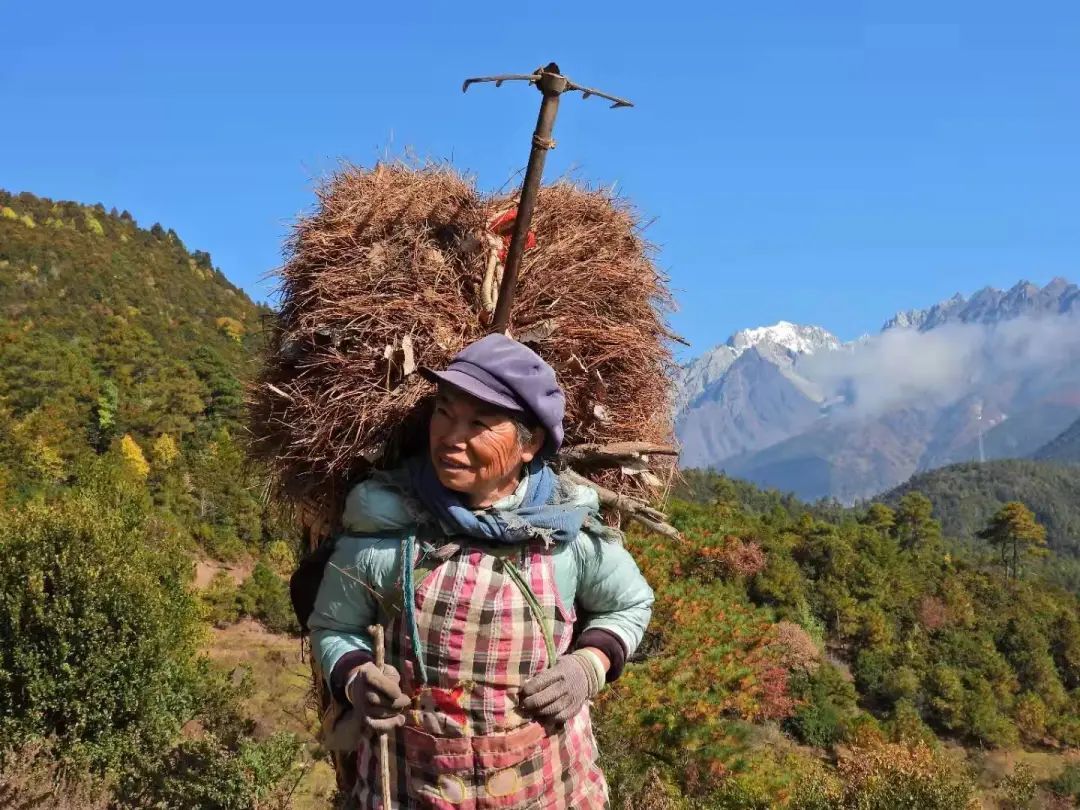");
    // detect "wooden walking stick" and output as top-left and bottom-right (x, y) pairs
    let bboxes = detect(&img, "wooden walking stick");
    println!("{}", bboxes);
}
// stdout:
(463, 63), (633, 333)
(368, 624), (393, 809)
